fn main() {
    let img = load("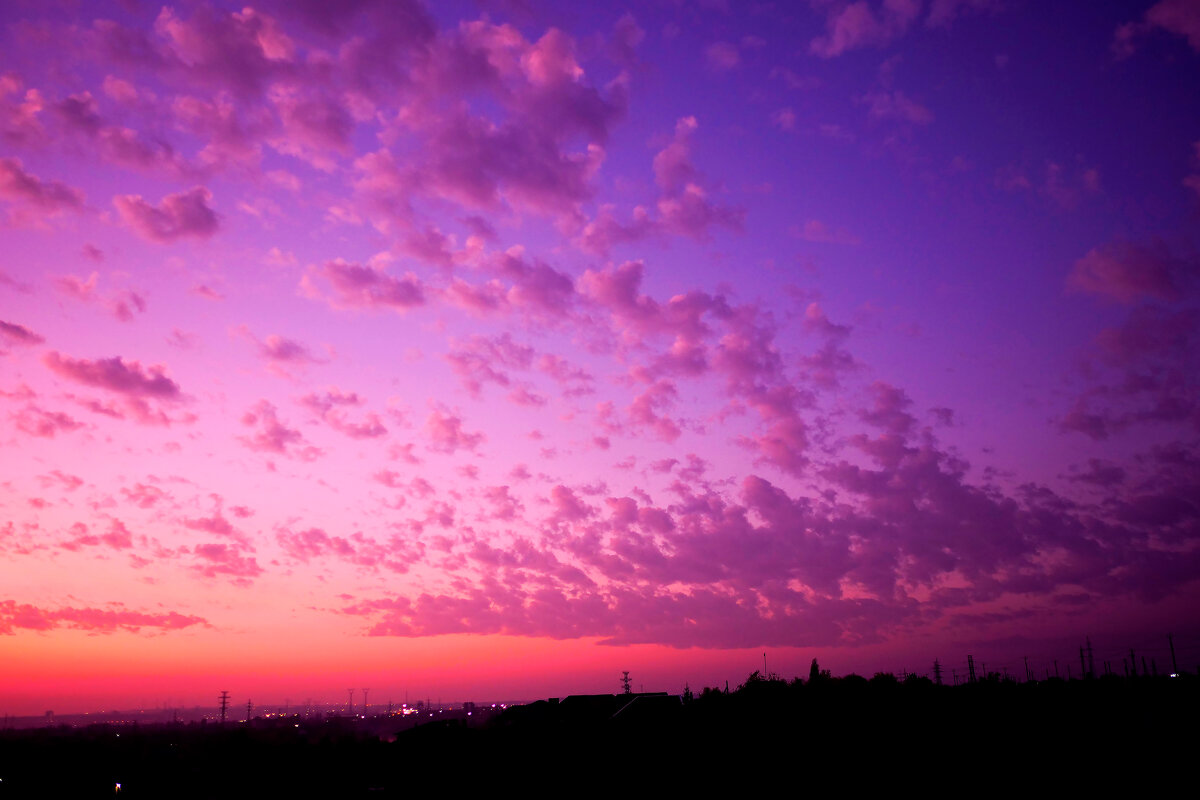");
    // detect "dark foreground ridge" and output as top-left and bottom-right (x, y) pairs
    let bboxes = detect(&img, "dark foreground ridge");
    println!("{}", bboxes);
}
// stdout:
(2, 670), (1197, 797)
